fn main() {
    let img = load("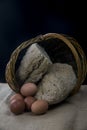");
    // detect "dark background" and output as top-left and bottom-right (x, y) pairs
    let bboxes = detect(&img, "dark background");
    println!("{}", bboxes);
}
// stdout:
(0, 0), (87, 83)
